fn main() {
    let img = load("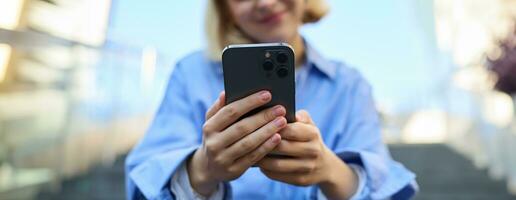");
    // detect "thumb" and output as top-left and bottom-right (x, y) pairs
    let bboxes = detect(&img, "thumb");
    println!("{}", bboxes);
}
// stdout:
(295, 110), (314, 124)
(205, 91), (225, 120)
